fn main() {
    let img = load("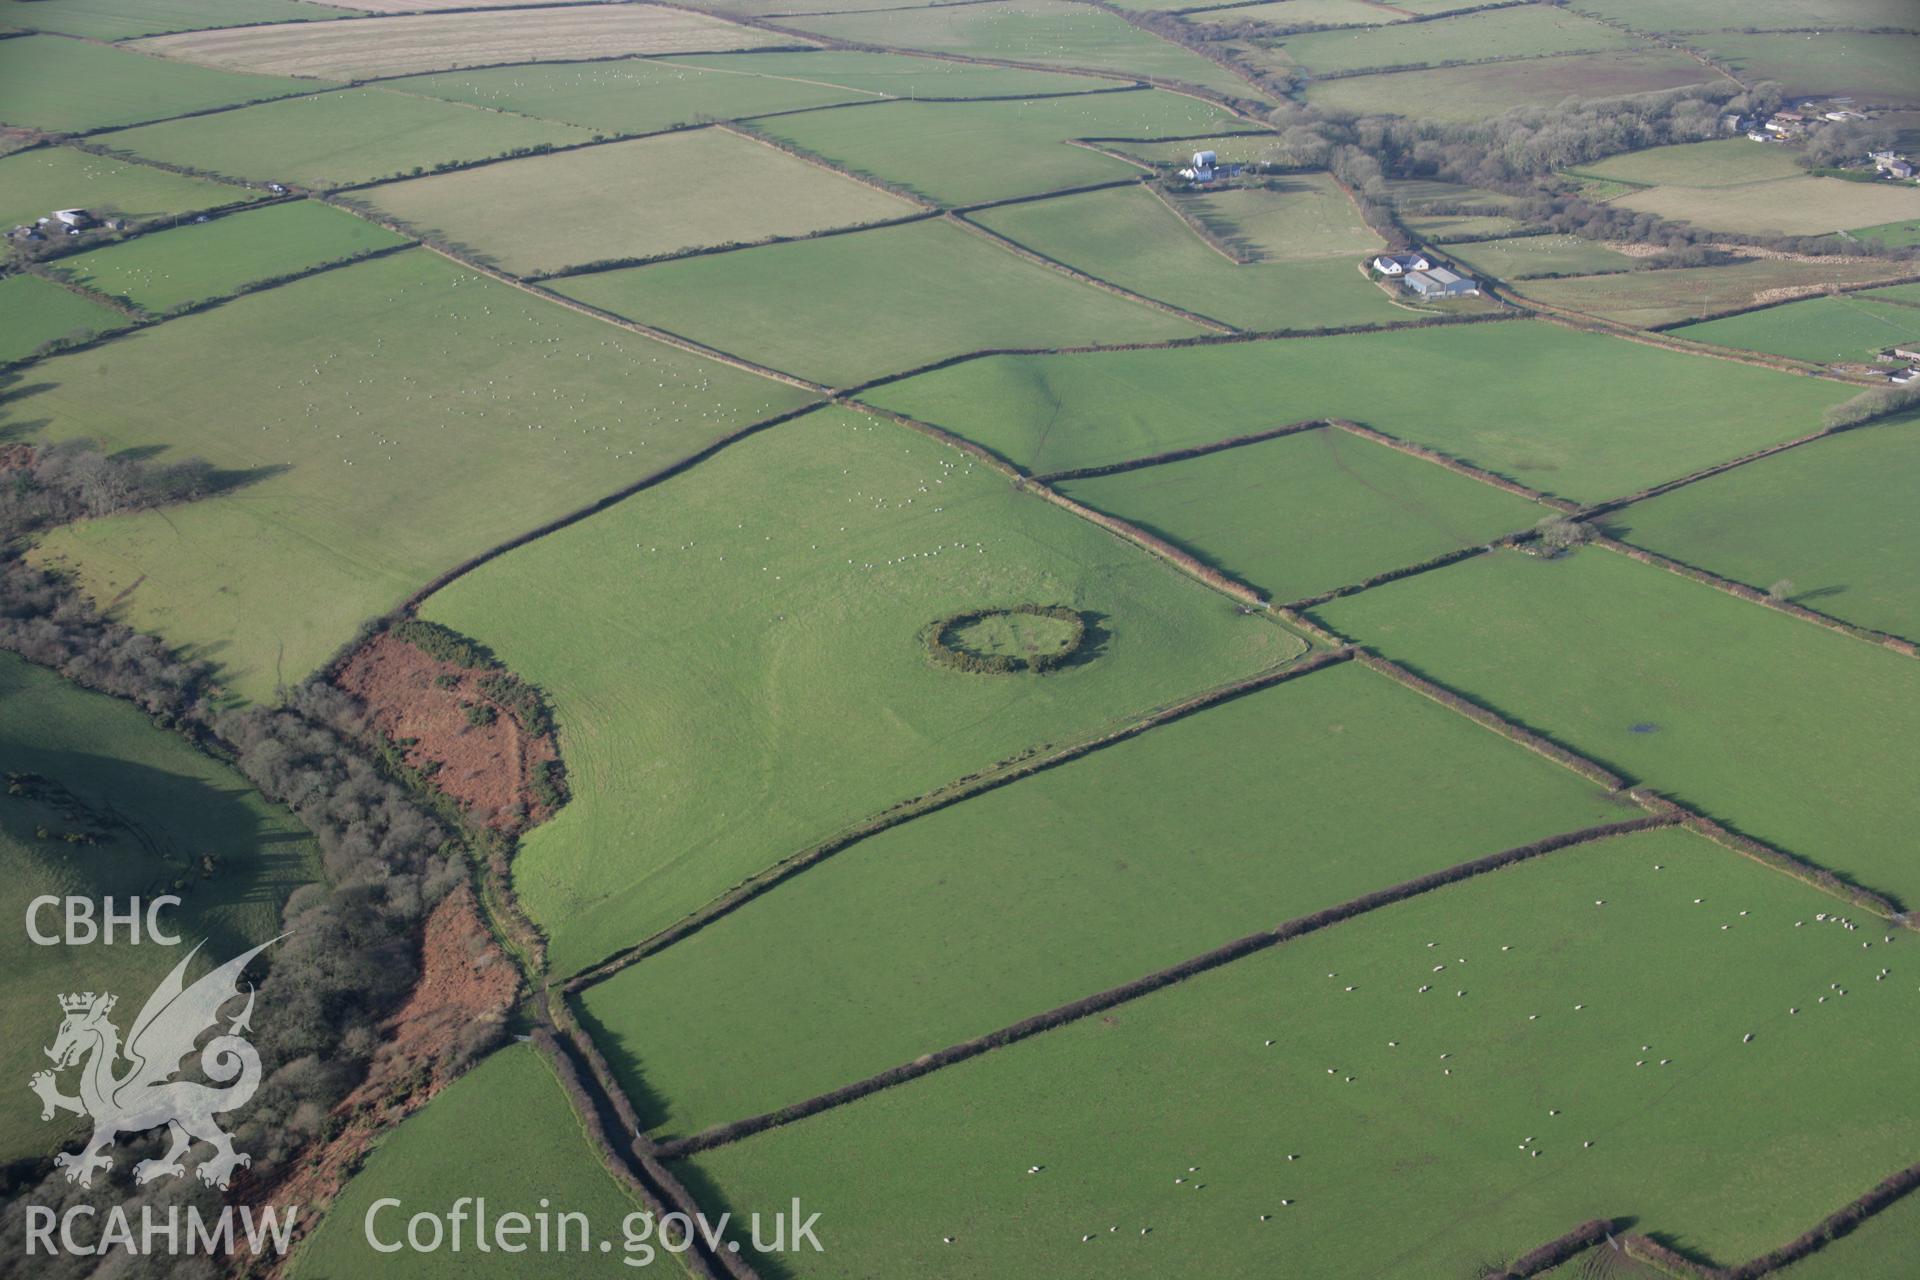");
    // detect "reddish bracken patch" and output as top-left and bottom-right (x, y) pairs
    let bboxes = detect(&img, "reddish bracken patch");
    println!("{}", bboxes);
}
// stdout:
(336, 630), (559, 831)
(0, 443), (34, 473)
(247, 884), (519, 1274)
